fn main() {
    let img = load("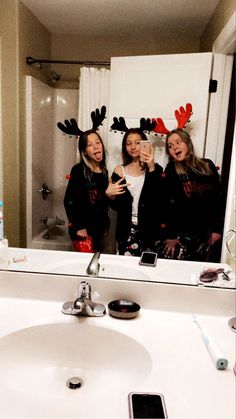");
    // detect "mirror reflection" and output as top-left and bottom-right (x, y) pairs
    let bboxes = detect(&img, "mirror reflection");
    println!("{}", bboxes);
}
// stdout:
(6, 77), (236, 289)
(1, 1), (235, 289)
(3, 67), (236, 289)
